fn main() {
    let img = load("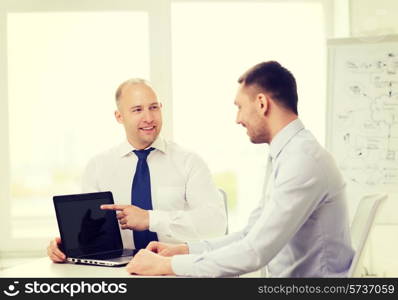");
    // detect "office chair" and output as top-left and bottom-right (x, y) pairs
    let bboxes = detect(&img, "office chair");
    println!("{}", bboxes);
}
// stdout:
(348, 194), (387, 277)
(218, 188), (229, 234)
